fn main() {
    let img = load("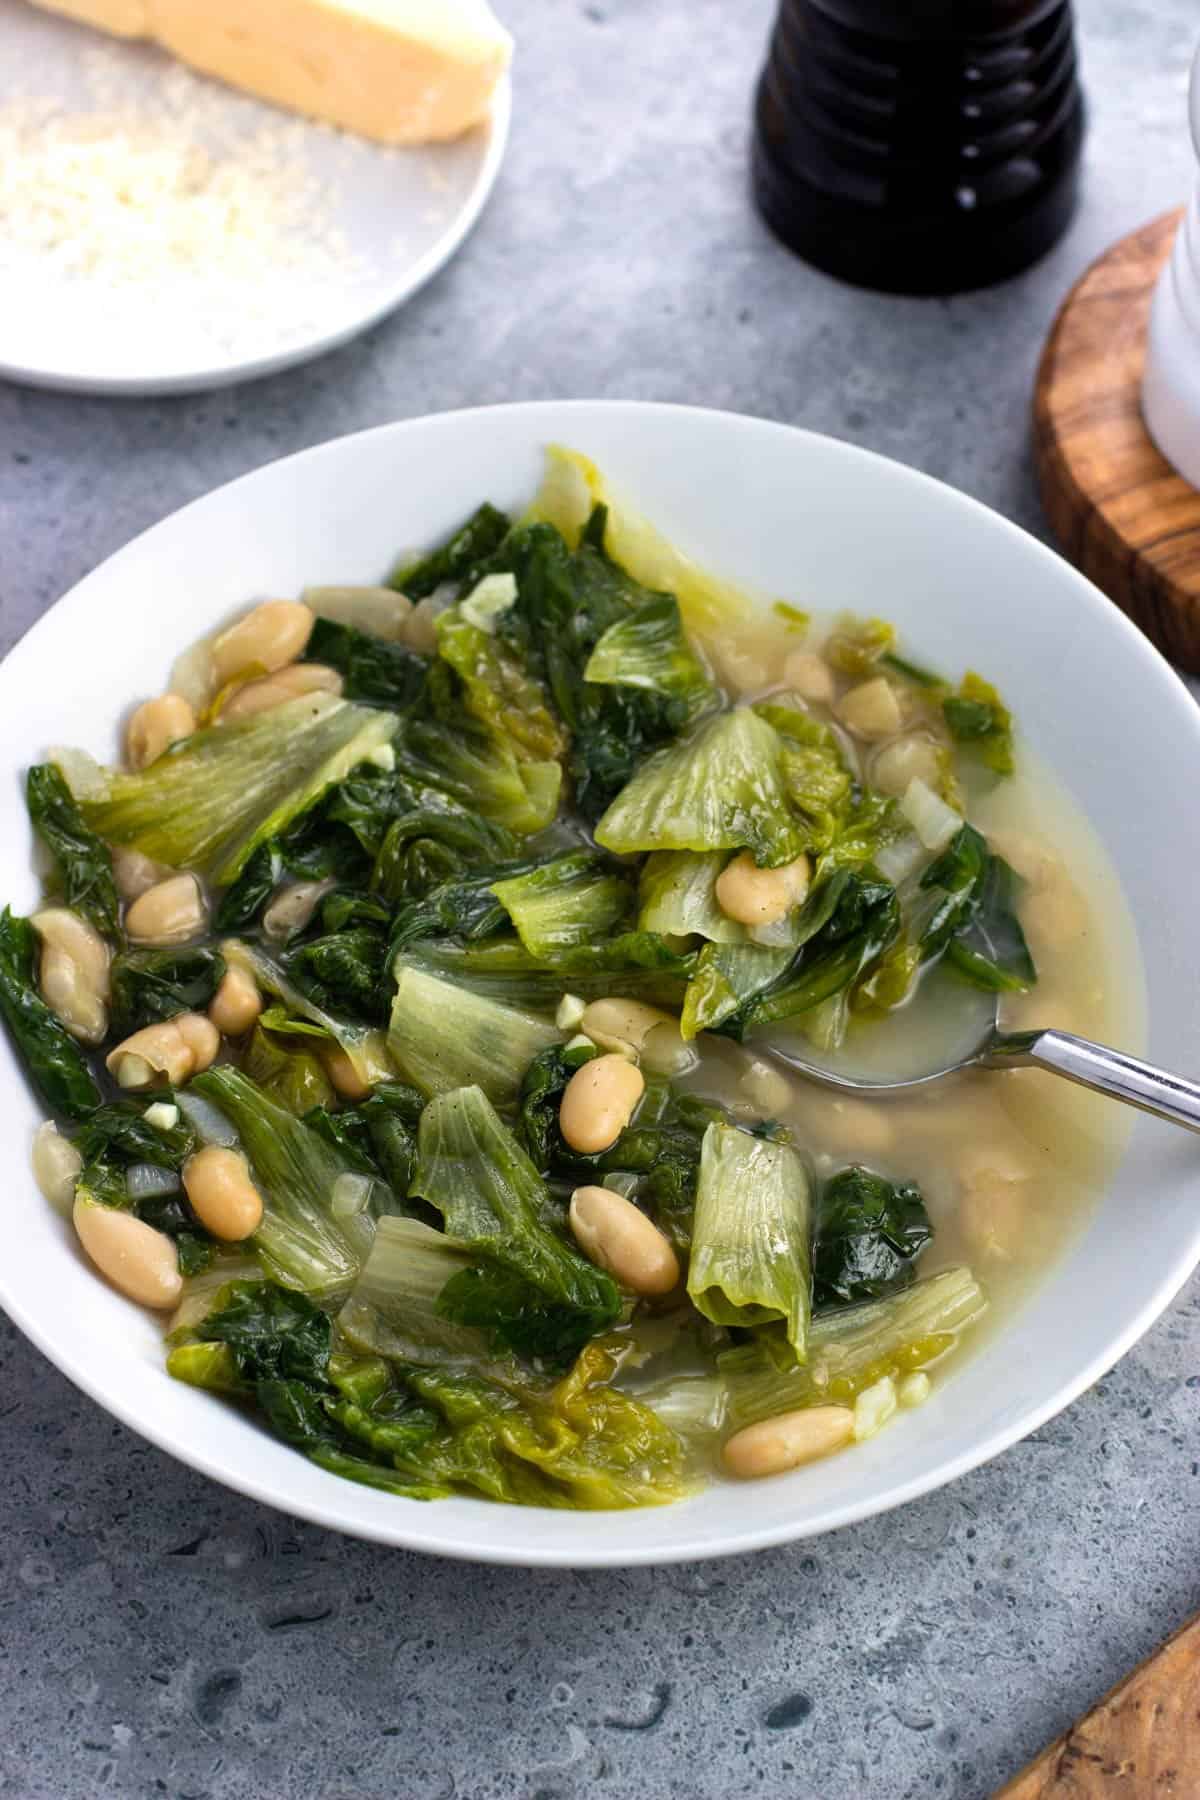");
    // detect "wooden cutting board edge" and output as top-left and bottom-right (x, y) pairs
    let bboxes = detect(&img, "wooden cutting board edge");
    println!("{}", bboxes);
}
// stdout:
(995, 1611), (1200, 1797)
